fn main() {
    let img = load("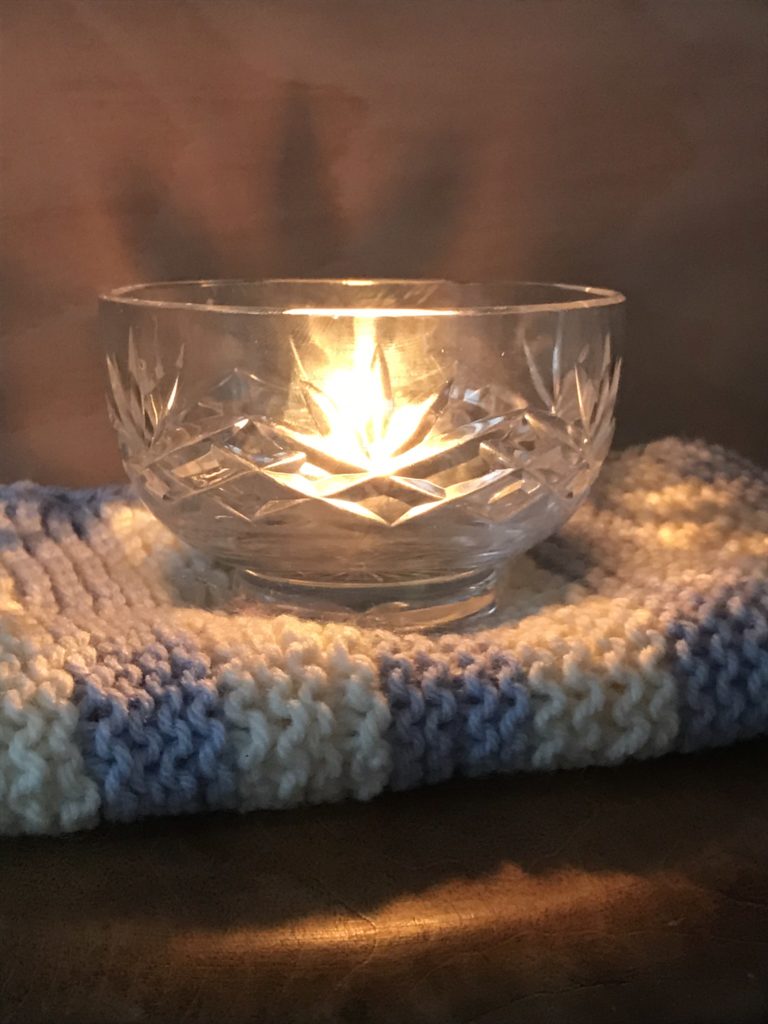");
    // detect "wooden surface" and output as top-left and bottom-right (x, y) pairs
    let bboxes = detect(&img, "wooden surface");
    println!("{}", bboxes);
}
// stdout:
(1, 0), (767, 484)
(1, 741), (767, 1024)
